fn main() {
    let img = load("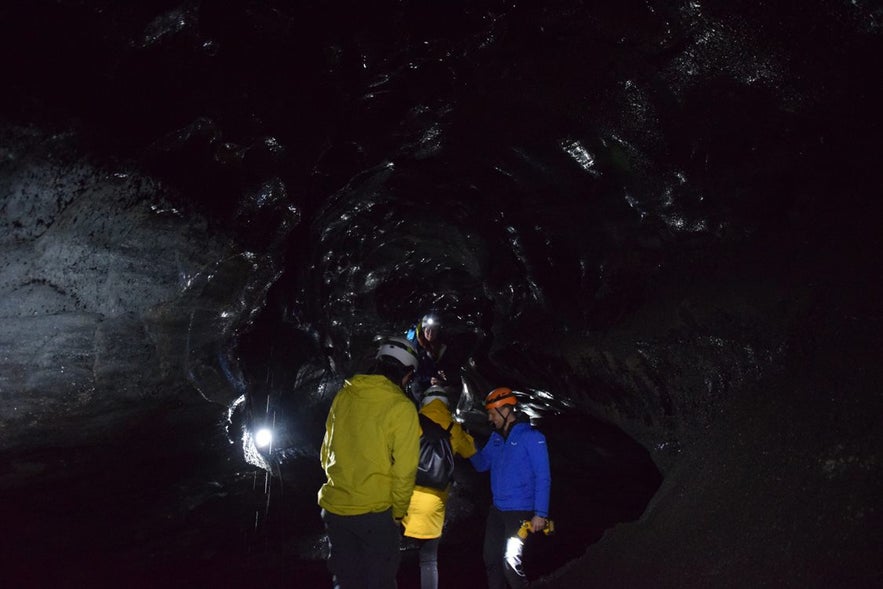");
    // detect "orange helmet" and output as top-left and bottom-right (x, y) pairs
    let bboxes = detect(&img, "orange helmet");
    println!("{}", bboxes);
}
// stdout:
(485, 387), (517, 411)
